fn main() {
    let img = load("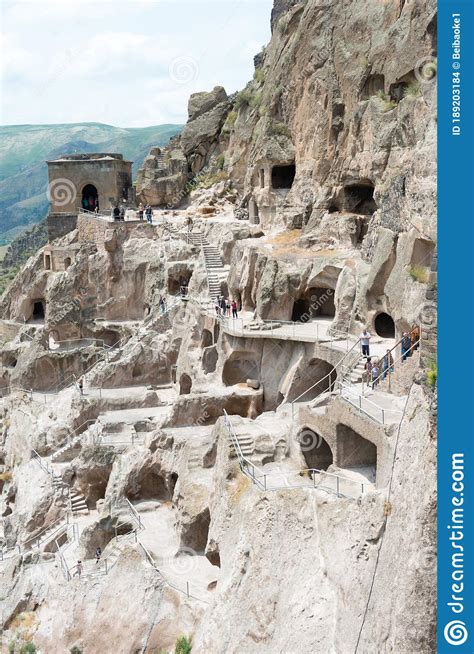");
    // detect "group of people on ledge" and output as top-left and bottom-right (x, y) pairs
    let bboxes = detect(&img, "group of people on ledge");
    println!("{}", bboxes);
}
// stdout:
(111, 202), (153, 223)
(214, 296), (239, 318)
(360, 325), (420, 389)
(82, 196), (99, 212)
